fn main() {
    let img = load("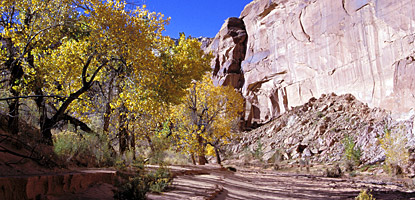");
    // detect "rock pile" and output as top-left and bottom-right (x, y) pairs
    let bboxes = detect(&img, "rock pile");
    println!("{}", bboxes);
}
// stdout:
(230, 93), (415, 167)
